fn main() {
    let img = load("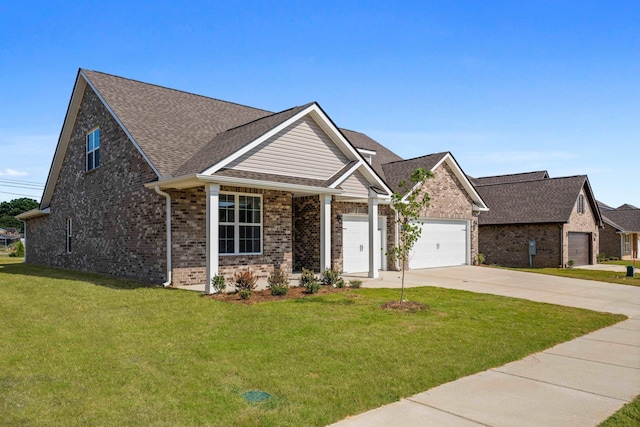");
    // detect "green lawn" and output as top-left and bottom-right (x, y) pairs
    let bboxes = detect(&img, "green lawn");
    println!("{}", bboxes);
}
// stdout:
(600, 396), (640, 427)
(514, 267), (640, 287)
(0, 260), (626, 426)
